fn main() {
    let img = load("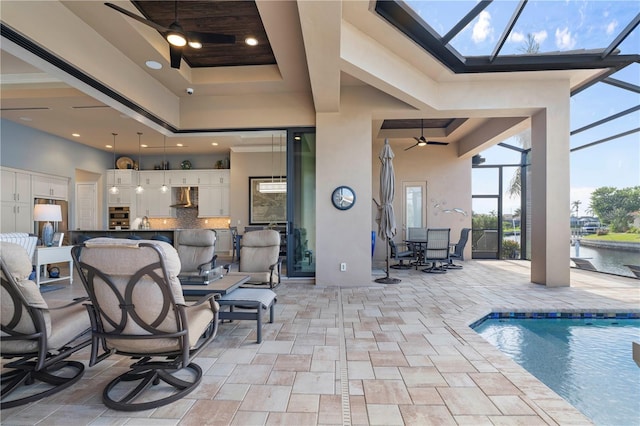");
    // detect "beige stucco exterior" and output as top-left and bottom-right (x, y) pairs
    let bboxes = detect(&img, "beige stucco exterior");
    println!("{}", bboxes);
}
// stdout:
(0, 0), (608, 287)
